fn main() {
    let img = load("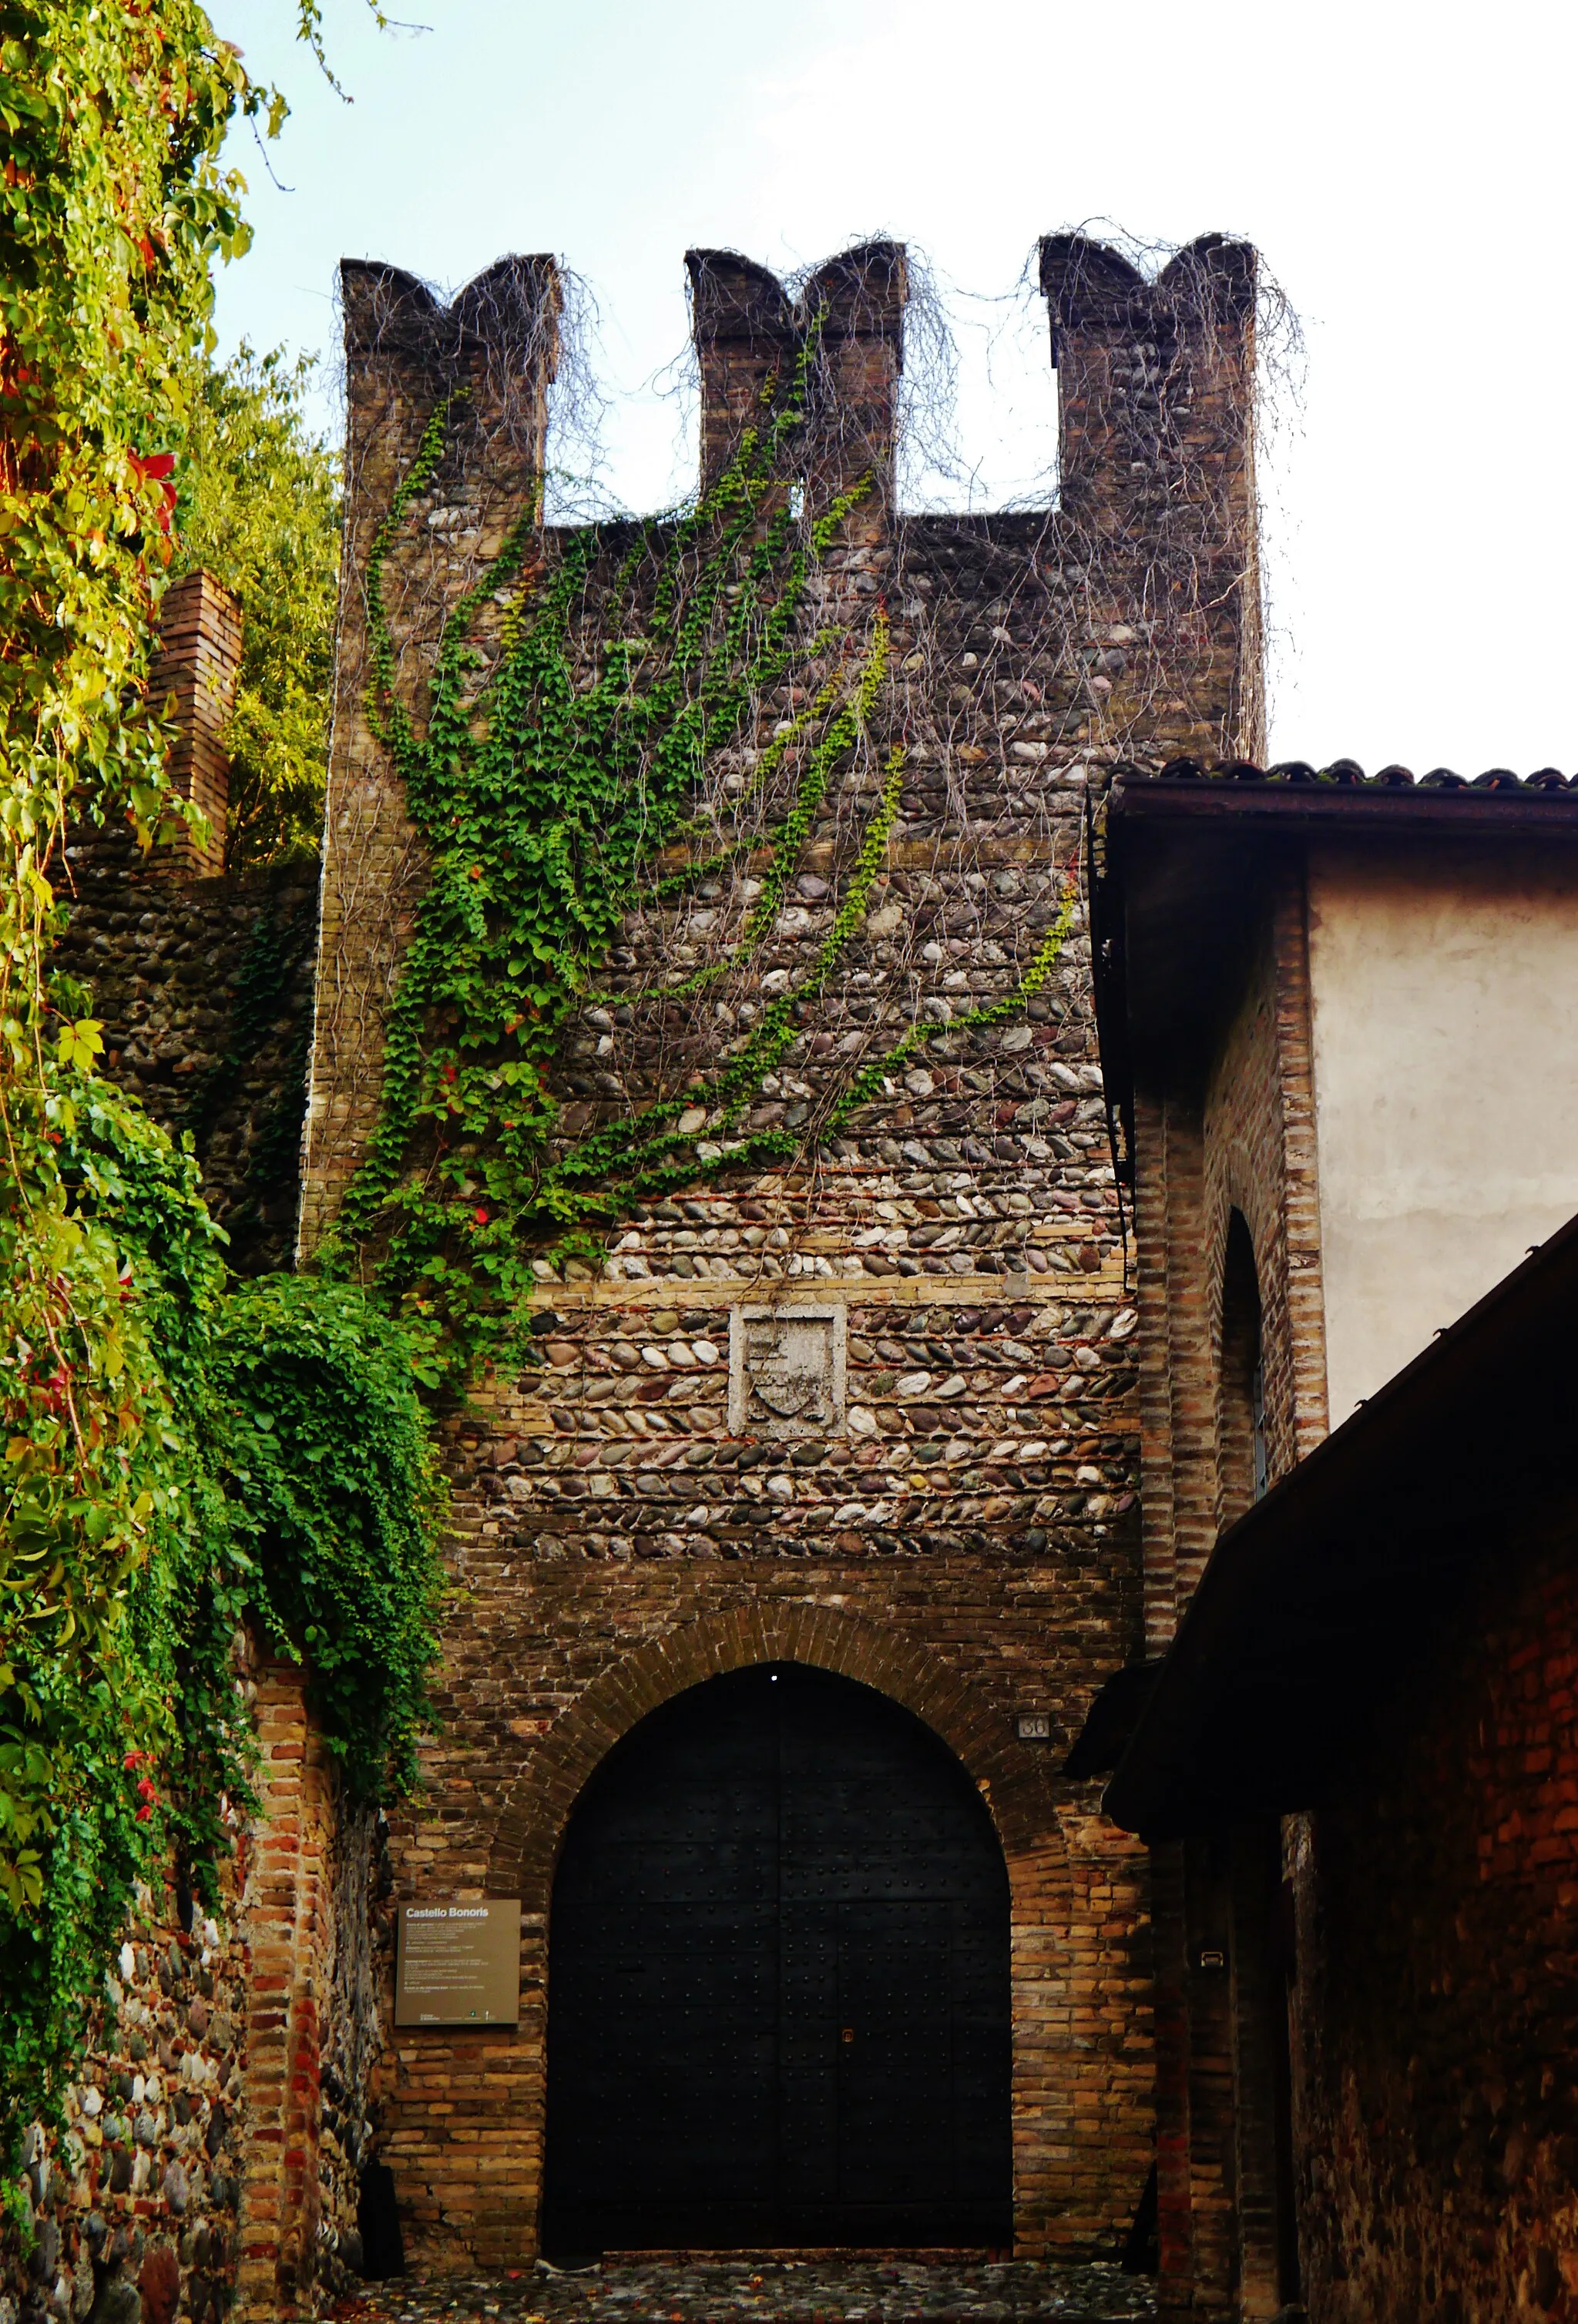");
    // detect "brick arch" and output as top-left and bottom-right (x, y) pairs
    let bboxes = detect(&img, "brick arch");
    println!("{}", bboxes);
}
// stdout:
(1204, 1146), (1276, 1353)
(485, 1601), (1070, 1912)
(1208, 1125), (1307, 1486)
